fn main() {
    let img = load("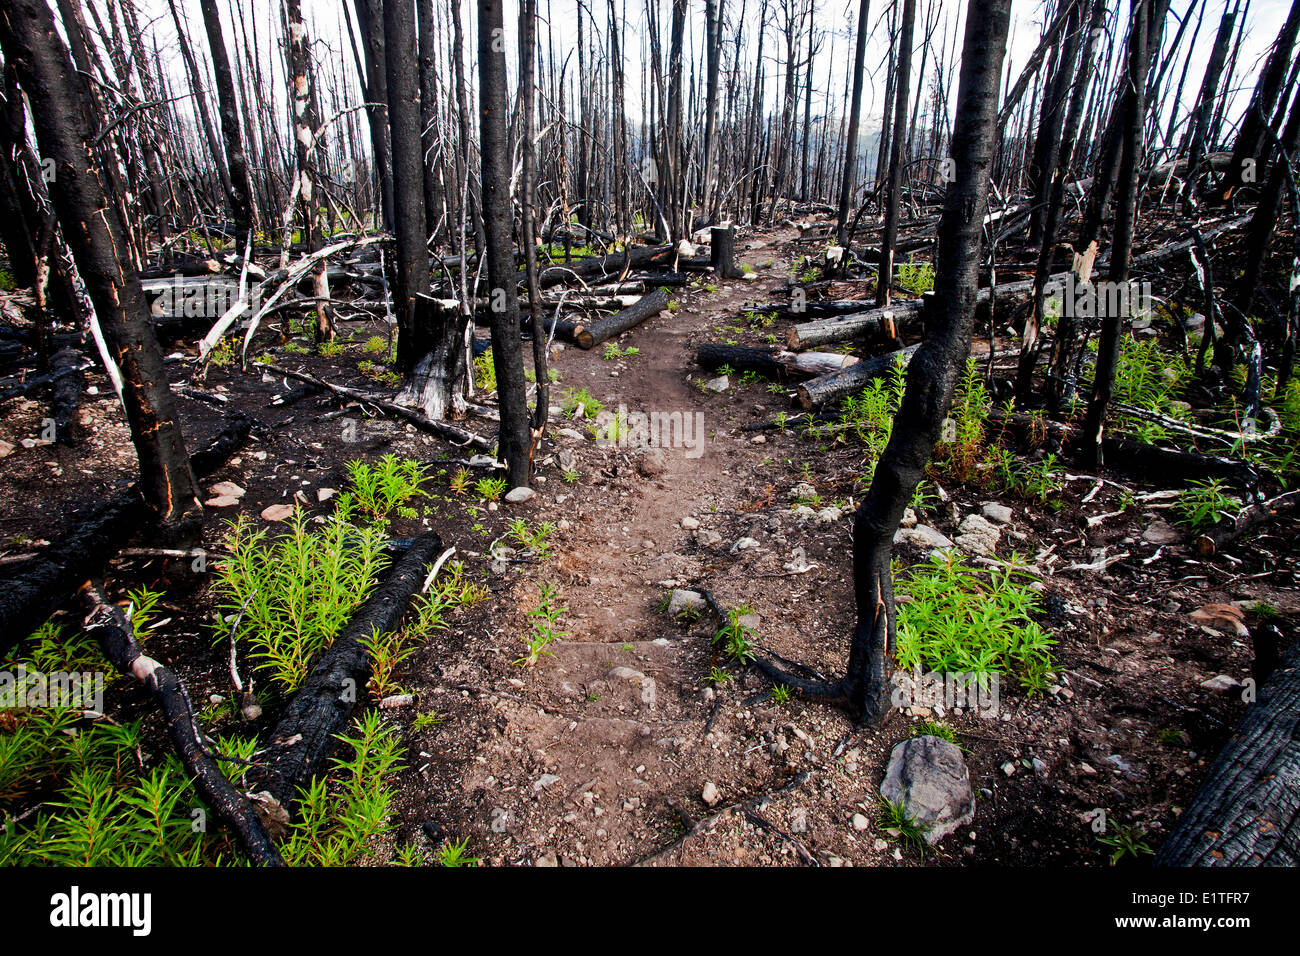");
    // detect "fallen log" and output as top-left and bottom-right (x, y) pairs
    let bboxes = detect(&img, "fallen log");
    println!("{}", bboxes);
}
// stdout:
(536, 243), (673, 289)
(573, 289), (670, 350)
(1194, 491), (1300, 557)
(78, 582), (284, 866)
(795, 344), (920, 409)
(255, 362), (493, 451)
(696, 343), (860, 378)
(785, 298), (928, 350)
(0, 412), (254, 658)
(244, 531), (444, 813)
(1154, 639), (1300, 866)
